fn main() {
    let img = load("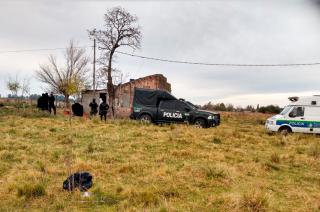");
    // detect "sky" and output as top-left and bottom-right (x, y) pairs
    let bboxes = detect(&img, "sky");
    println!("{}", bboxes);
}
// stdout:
(0, 0), (320, 107)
